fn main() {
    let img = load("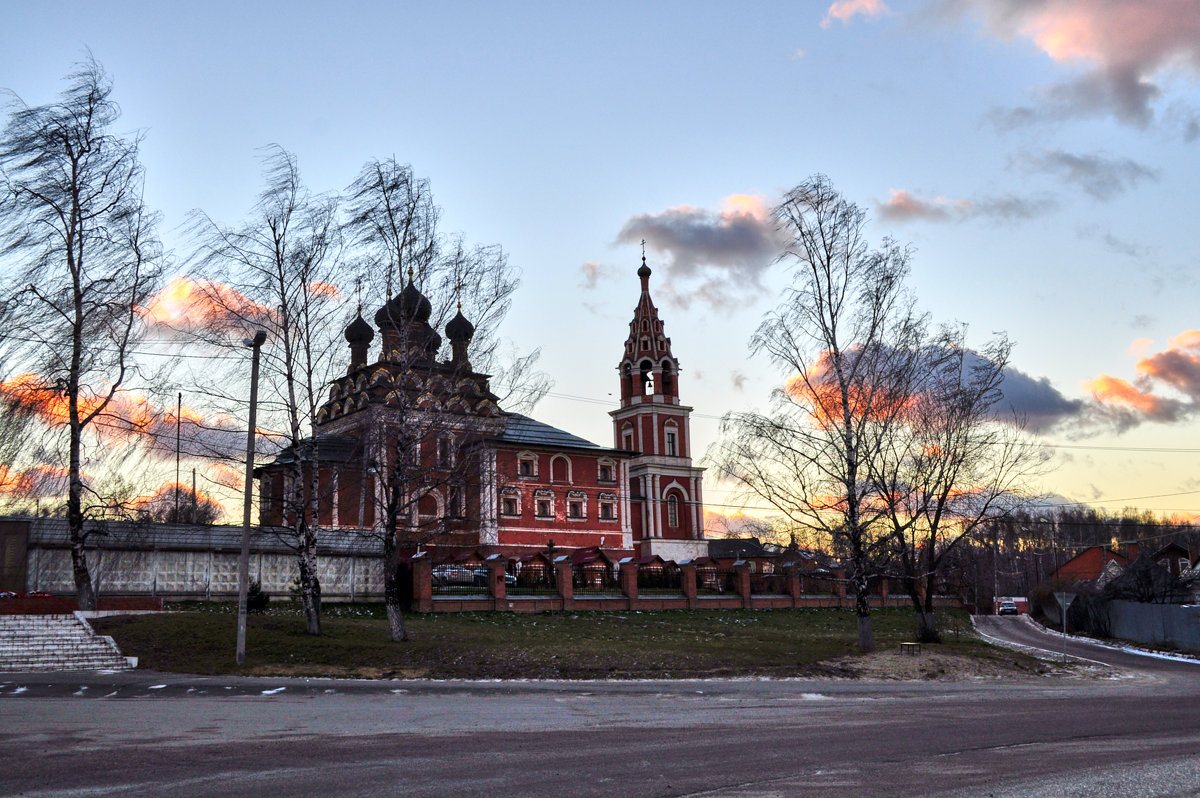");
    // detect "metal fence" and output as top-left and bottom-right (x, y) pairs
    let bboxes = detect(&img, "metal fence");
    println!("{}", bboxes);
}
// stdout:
(431, 564), (488, 596)
(697, 566), (737, 596)
(637, 563), (682, 595)
(509, 562), (556, 596)
(573, 563), (619, 595)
